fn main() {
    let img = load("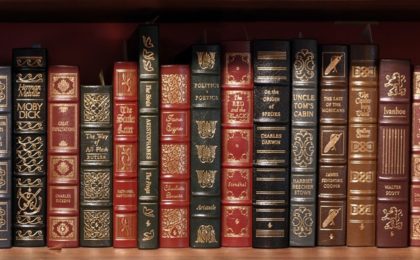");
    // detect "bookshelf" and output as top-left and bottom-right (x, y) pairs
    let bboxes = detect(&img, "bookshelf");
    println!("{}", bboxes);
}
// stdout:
(0, 0), (418, 258)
